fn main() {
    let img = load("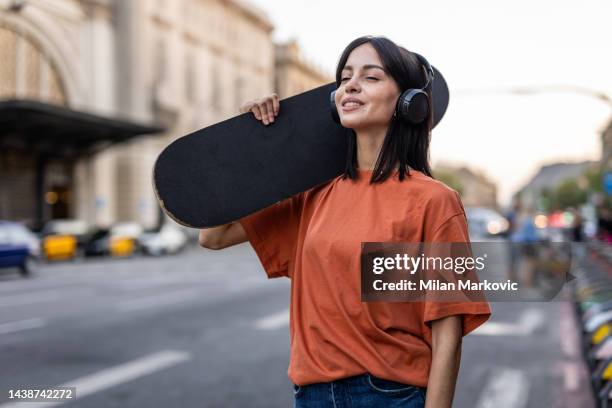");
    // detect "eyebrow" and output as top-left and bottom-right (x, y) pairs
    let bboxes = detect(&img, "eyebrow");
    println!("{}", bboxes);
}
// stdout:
(342, 64), (386, 73)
